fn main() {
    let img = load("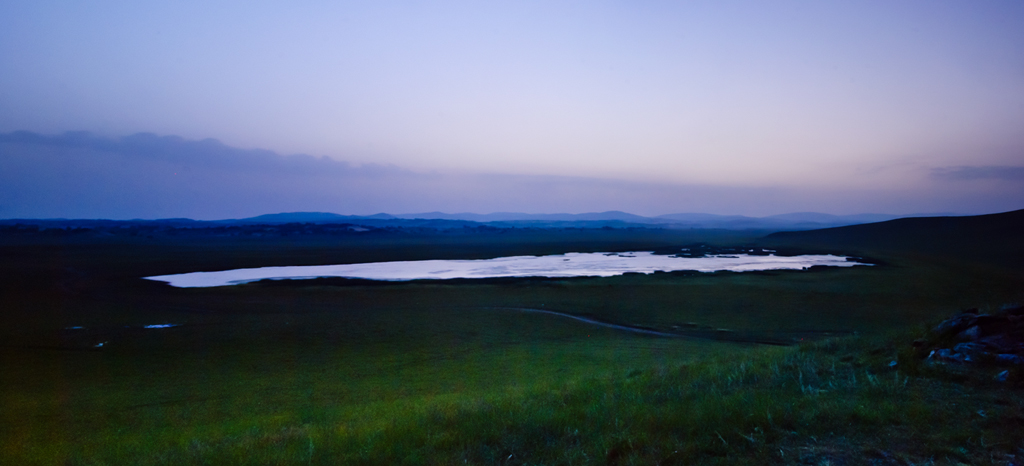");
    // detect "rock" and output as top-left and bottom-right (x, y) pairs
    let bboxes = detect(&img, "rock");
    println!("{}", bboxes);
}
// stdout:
(974, 314), (1014, 336)
(978, 334), (1024, 354)
(953, 342), (987, 357)
(932, 313), (979, 337)
(1004, 305), (1024, 316)
(955, 325), (982, 341)
(996, 354), (1024, 365)
(920, 308), (1024, 371)
(929, 348), (971, 363)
